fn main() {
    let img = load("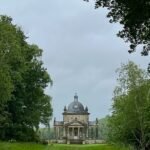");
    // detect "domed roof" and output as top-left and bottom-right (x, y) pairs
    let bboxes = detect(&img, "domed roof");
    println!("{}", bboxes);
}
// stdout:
(68, 101), (85, 113)
(66, 94), (87, 113)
